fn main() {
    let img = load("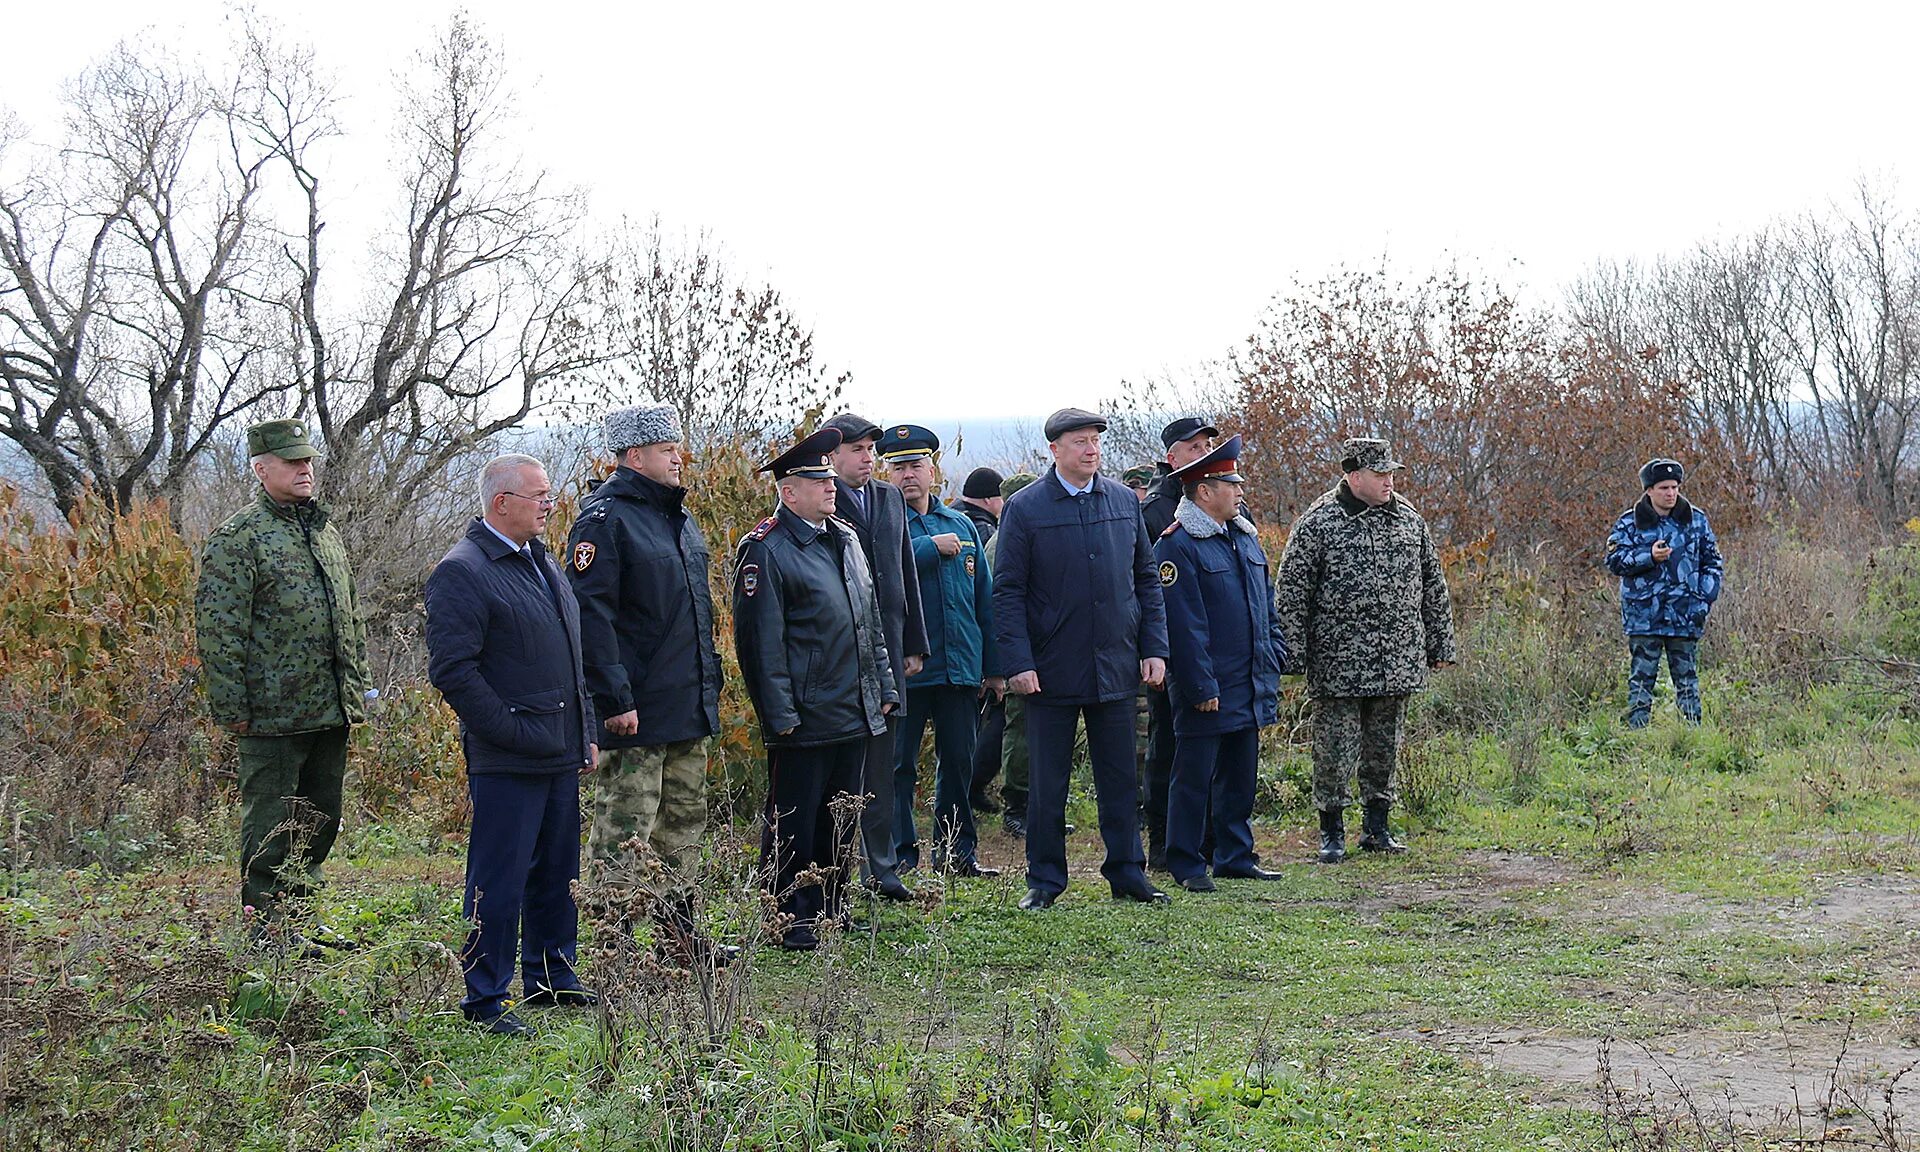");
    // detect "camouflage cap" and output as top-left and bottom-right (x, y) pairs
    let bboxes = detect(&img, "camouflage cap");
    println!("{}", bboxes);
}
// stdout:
(1339, 437), (1402, 473)
(247, 418), (319, 461)
(1000, 471), (1039, 499)
(1120, 464), (1156, 488)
